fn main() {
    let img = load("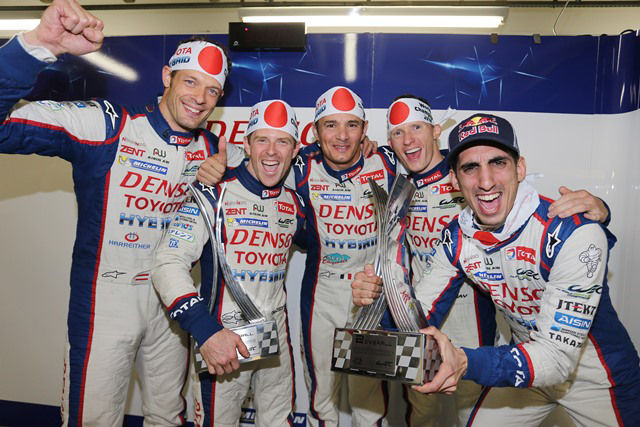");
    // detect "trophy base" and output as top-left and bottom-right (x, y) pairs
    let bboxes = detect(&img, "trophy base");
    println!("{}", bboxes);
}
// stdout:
(331, 328), (441, 385)
(194, 320), (279, 374)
